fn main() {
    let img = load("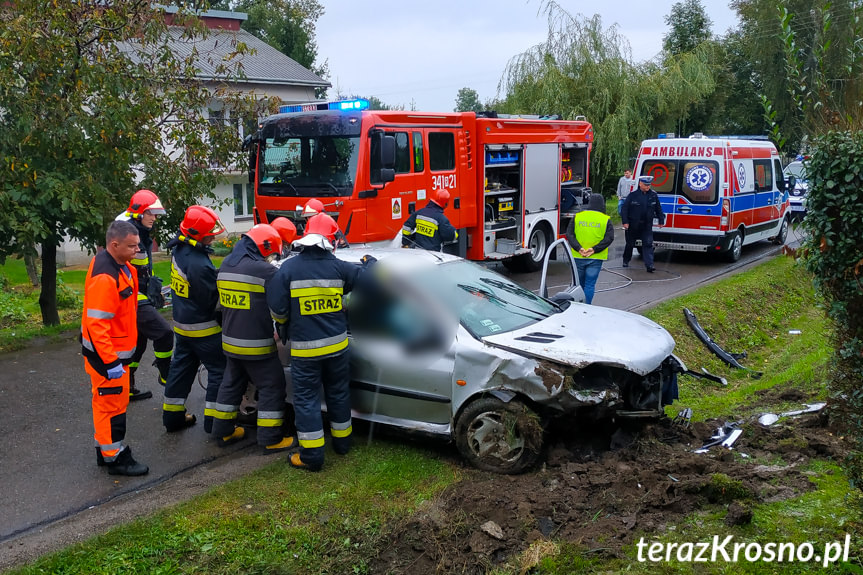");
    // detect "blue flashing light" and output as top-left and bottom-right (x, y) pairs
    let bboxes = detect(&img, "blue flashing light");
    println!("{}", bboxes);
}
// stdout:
(279, 98), (370, 114)
(657, 133), (667, 139)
